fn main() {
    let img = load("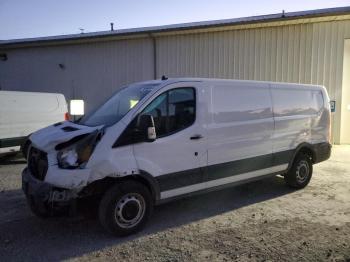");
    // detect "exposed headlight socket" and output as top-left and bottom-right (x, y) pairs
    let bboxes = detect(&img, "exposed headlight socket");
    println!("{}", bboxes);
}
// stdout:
(57, 130), (101, 169)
